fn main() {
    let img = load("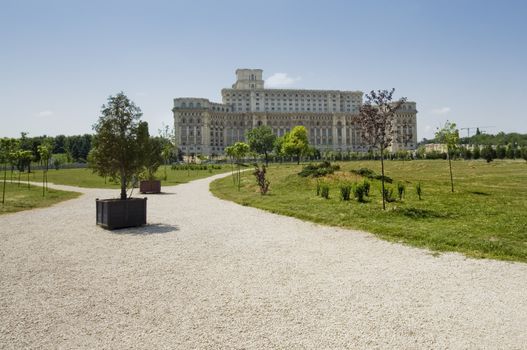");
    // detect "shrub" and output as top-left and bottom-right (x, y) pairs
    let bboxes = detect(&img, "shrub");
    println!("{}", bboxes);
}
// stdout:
(353, 183), (366, 203)
(253, 164), (270, 195)
(351, 168), (393, 183)
(397, 182), (405, 201)
(416, 182), (423, 200)
(381, 187), (397, 203)
(298, 161), (340, 177)
(320, 184), (330, 199)
(362, 180), (370, 196)
(316, 180), (321, 196)
(340, 183), (352, 201)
